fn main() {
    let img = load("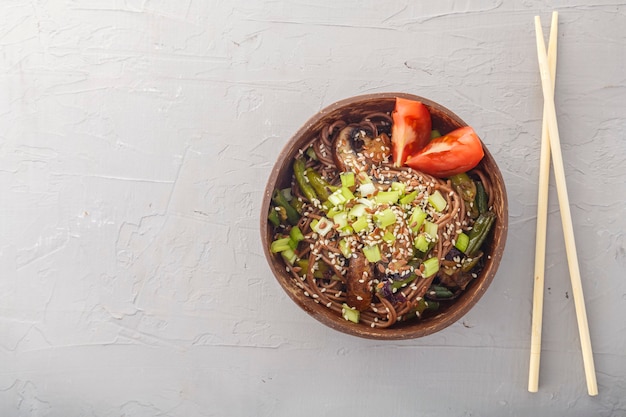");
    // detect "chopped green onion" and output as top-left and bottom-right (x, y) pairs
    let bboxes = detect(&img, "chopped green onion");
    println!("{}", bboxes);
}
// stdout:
(305, 146), (318, 160)
(356, 172), (372, 184)
(375, 190), (400, 205)
(414, 234), (429, 253)
(431, 129), (441, 139)
(268, 209), (280, 227)
(422, 257), (440, 277)
(281, 248), (298, 265)
(340, 172), (355, 188)
(332, 211), (348, 229)
(290, 226), (304, 243)
(358, 182), (376, 197)
(374, 208), (397, 228)
(382, 231), (396, 244)
(270, 237), (293, 253)
(342, 303), (360, 323)
(341, 187), (355, 201)
(399, 190), (418, 205)
(428, 190), (447, 212)
(357, 197), (375, 208)
(348, 203), (367, 219)
(391, 181), (406, 195)
(409, 208), (427, 233)
(312, 217), (333, 236)
(454, 232), (470, 253)
(363, 245), (382, 263)
(352, 216), (369, 233)
(424, 220), (438, 240)
(339, 238), (352, 258)
(328, 189), (347, 206)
